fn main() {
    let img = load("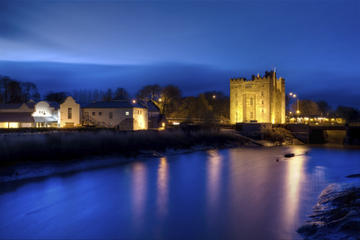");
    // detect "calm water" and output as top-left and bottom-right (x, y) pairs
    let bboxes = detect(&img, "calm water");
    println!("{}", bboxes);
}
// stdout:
(0, 146), (359, 240)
